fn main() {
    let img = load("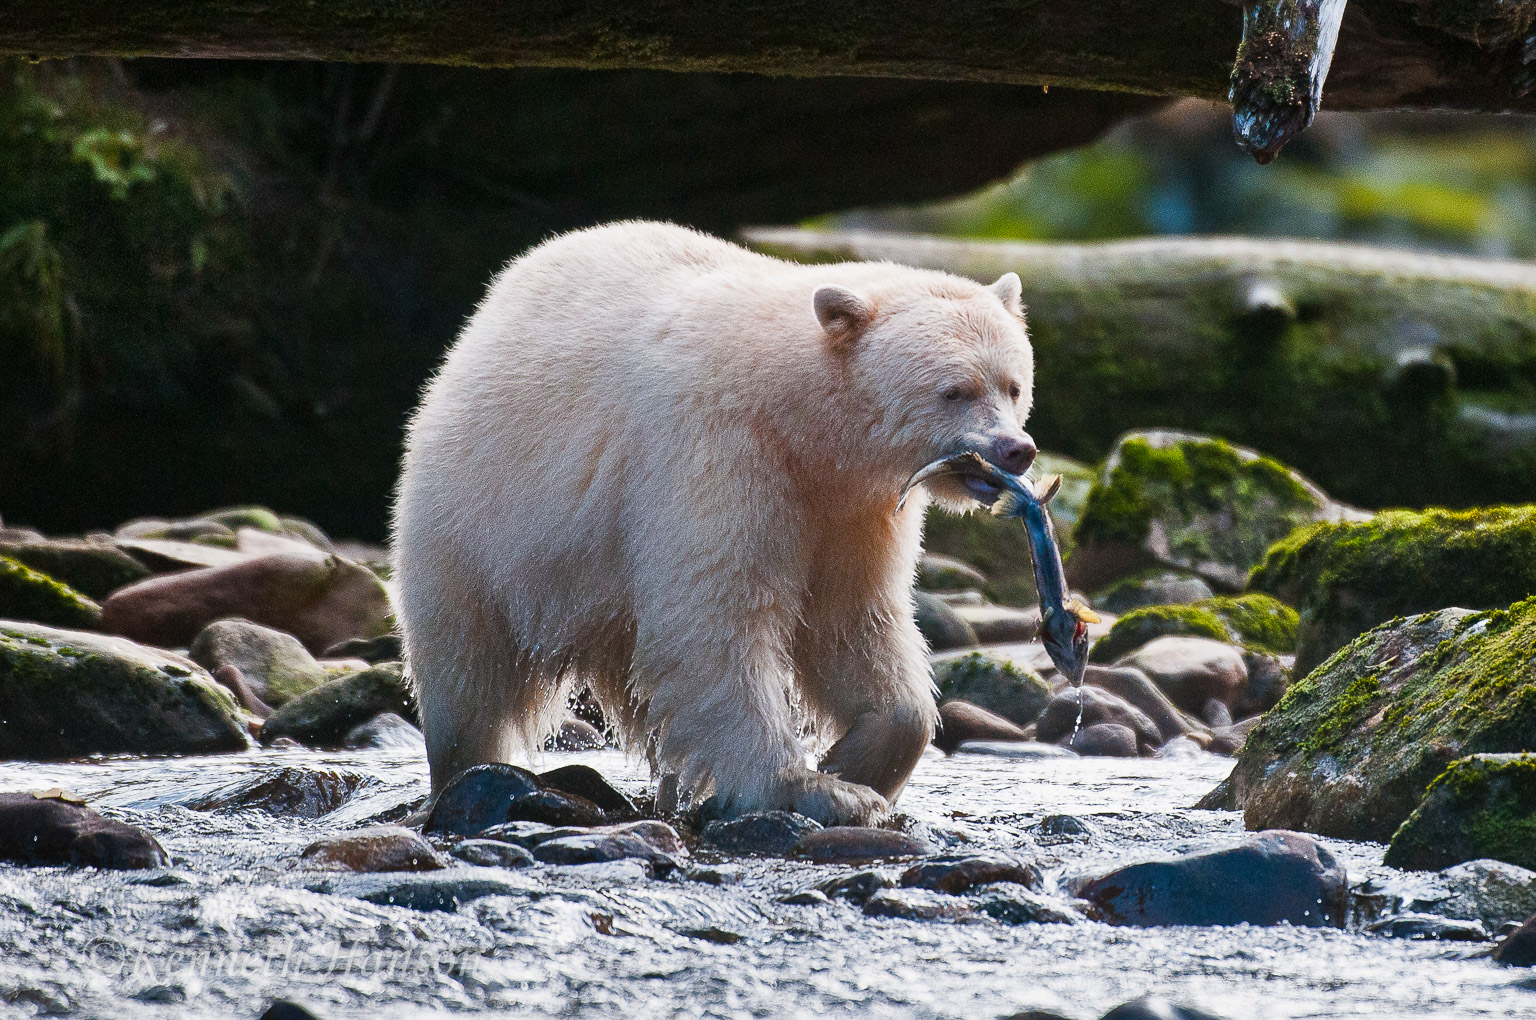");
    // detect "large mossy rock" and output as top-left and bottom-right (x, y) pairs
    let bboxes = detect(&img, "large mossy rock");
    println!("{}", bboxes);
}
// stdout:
(0, 539), (150, 600)
(1068, 431), (1362, 594)
(1386, 754), (1536, 872)
(260, 663), (415, 747)
(930, 649), (1053, 728)
(188, 618), (328, 707)
(0, 556), (102, 630)
(1248, 504), (1536, 677)
(1231, 601), (1536, 843)
(1092, 593), (1298, 663)
(923, 451), (1094, 606)
(0, 621), (249, 758)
